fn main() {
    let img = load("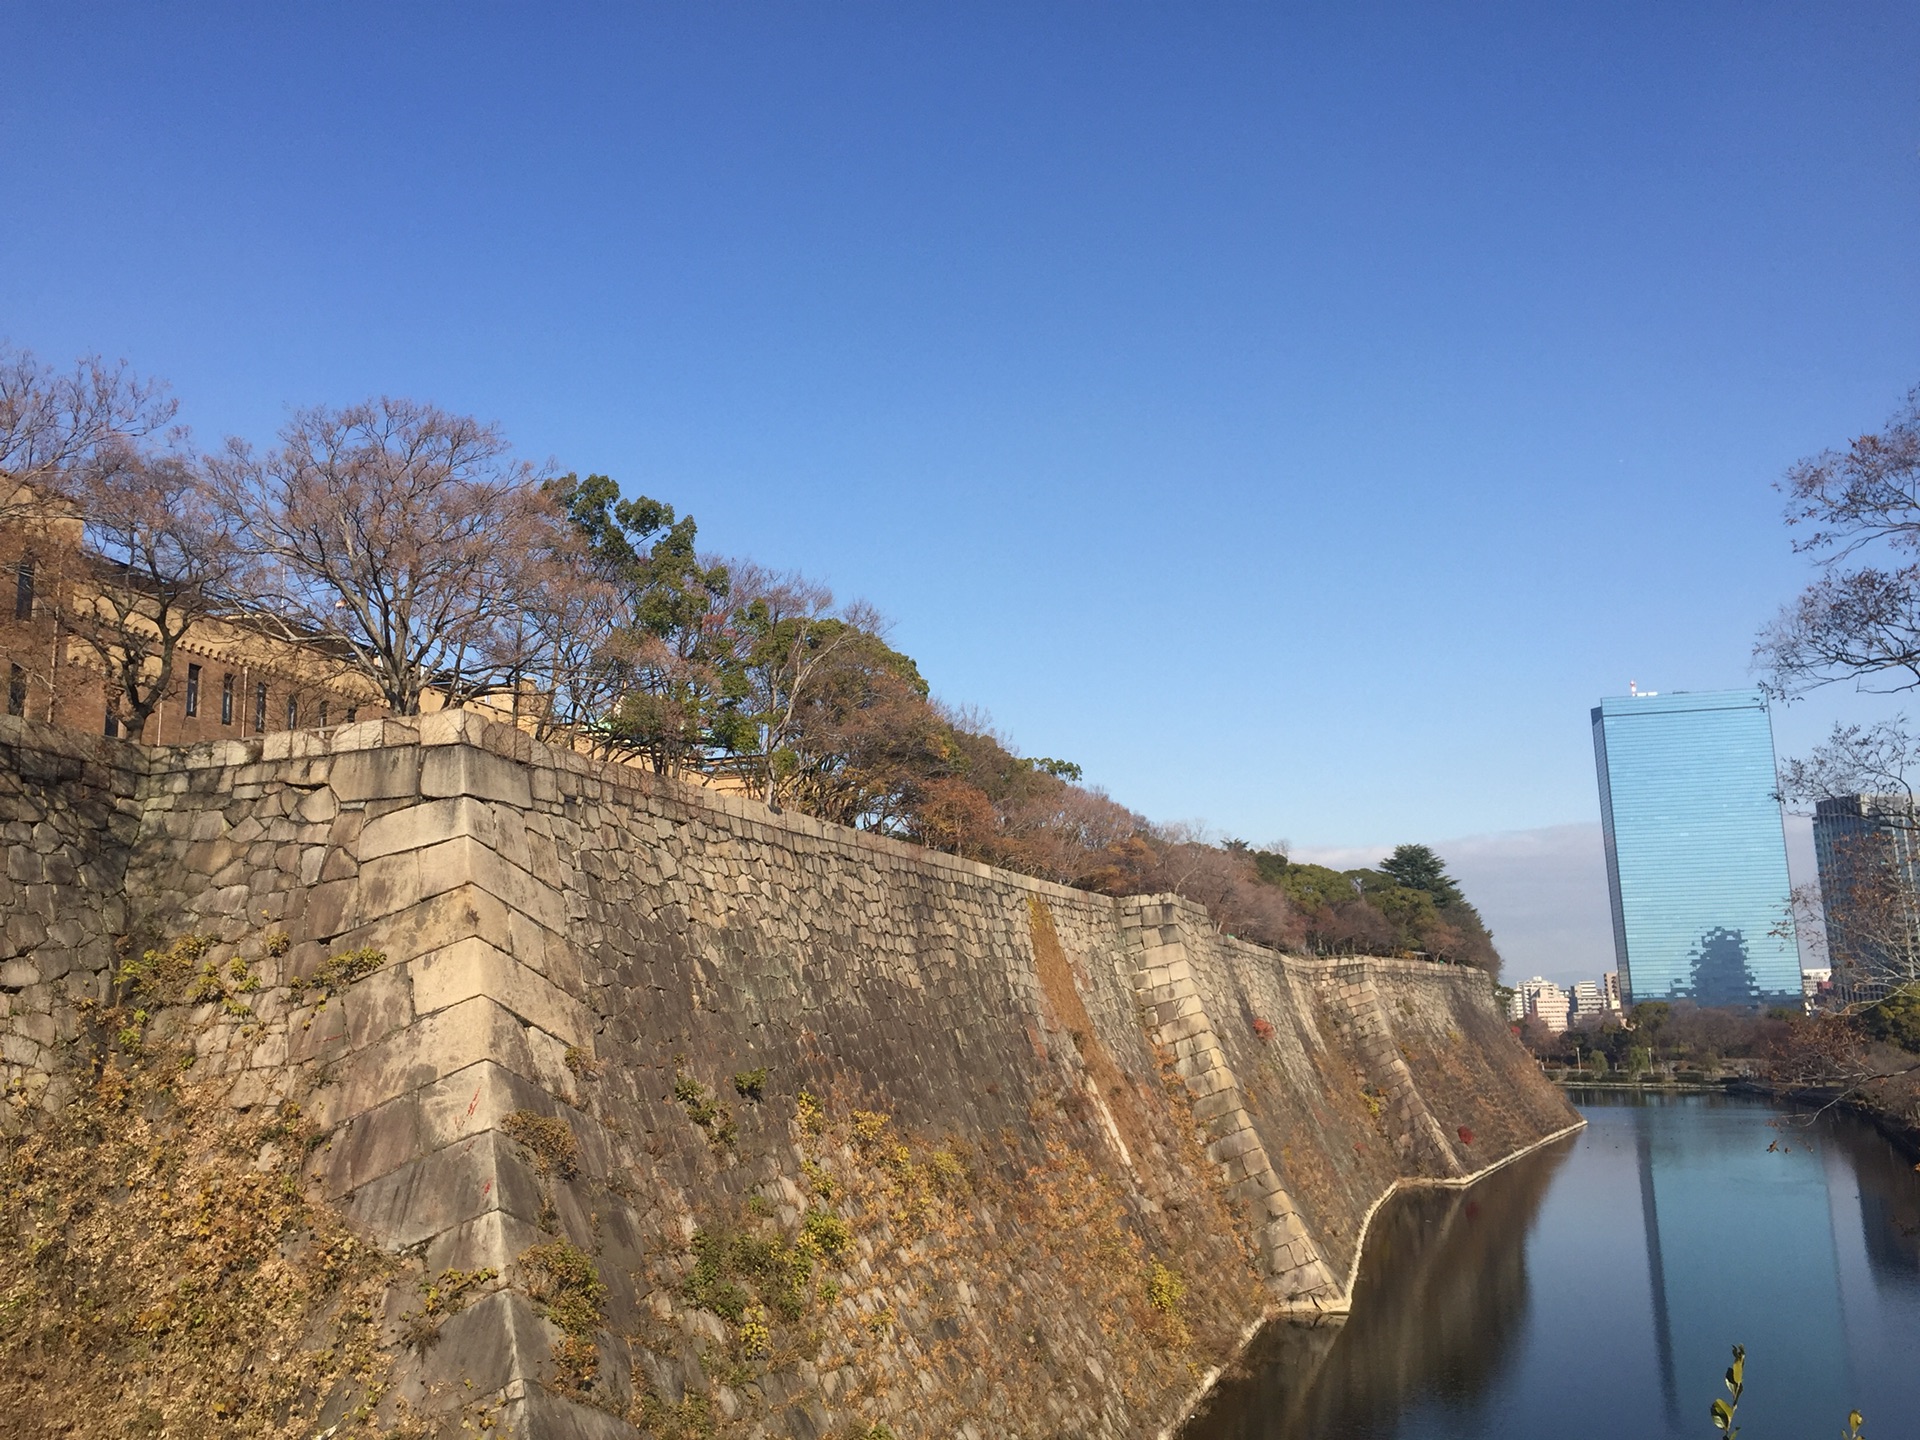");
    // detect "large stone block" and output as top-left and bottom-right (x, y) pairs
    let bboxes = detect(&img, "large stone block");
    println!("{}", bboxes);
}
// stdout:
(395, 1286), (549, 1413)
(353, 889), (506, 965)
(312, 995), (547, 1128)
(313, 1059), (557, 1198)
(329, 747), (422, 802)
(339, 1127), (546, 1247)
(357, 795), (521, 864)
(357, 836), (564, 934)
(411, 937), (593, 1049)
(421, 743), (533, 808)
